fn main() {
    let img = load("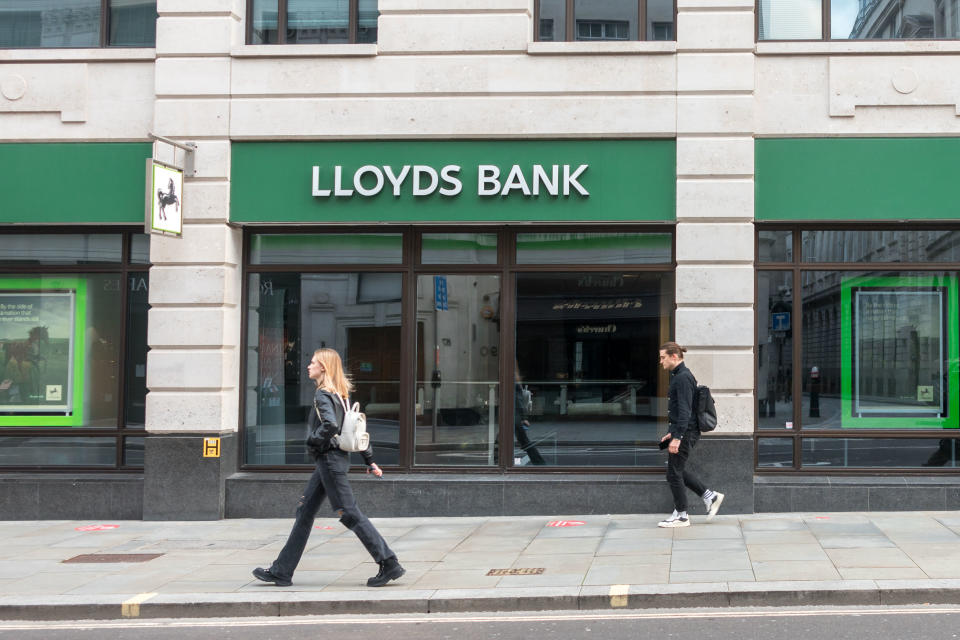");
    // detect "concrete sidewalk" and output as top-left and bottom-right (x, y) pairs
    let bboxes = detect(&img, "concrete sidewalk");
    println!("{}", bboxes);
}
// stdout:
(3, 510), (960, 620)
